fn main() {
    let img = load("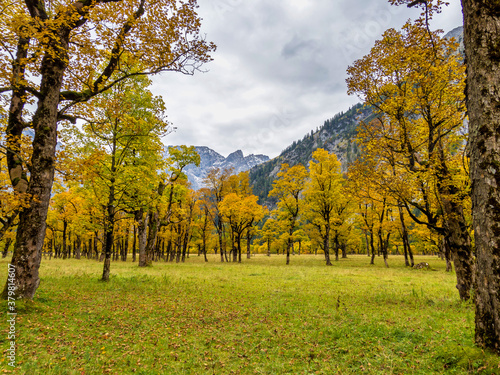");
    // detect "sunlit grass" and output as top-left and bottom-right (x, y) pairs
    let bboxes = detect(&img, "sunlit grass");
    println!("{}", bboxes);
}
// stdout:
(0, 254), (498, 374)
